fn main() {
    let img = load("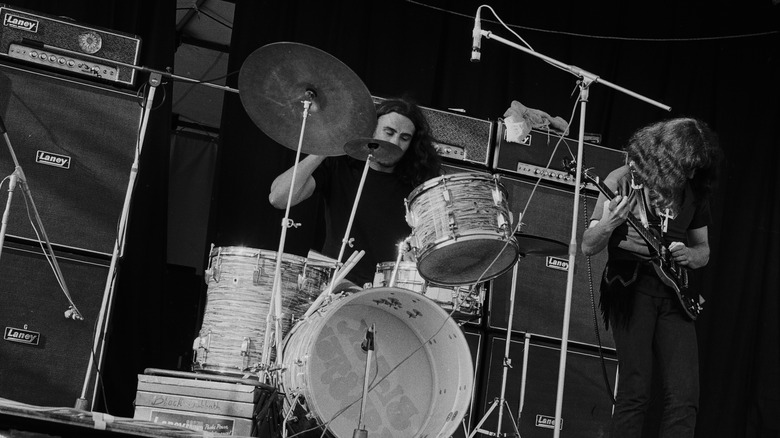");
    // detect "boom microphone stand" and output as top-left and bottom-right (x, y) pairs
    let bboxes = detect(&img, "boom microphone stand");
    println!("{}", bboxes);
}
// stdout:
(473, 9), (670, 437)
(75, 72), (162, 411)
(68, 56), (240, 410)
(0, 117), (83, 319)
